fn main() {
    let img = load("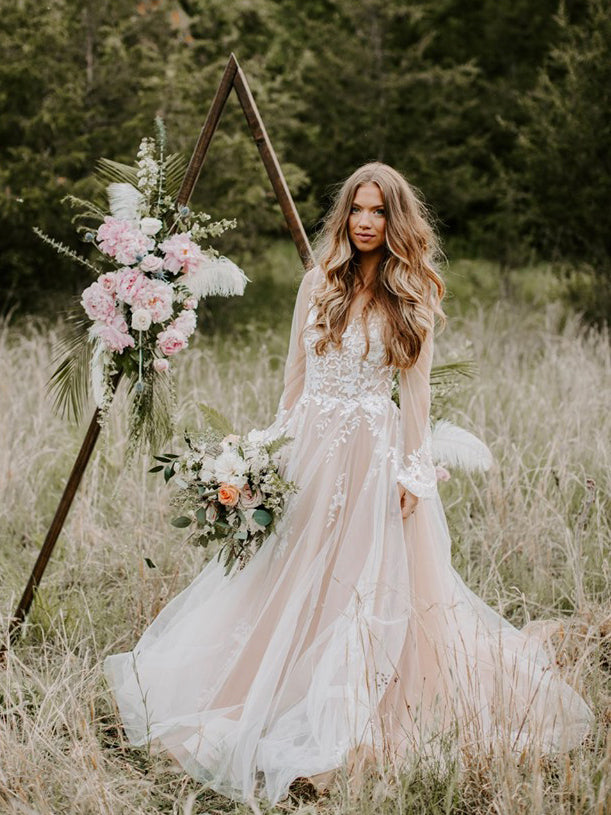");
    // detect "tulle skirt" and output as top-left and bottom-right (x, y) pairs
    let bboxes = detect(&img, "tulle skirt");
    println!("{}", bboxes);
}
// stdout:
(104, 396), (594, 805)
